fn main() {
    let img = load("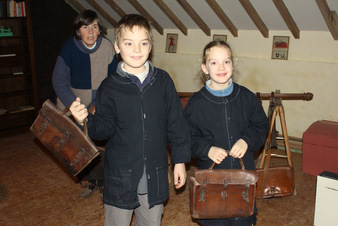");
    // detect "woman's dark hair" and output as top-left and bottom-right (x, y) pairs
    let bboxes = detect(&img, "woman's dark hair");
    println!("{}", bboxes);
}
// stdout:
(73, 10), (107, 40)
